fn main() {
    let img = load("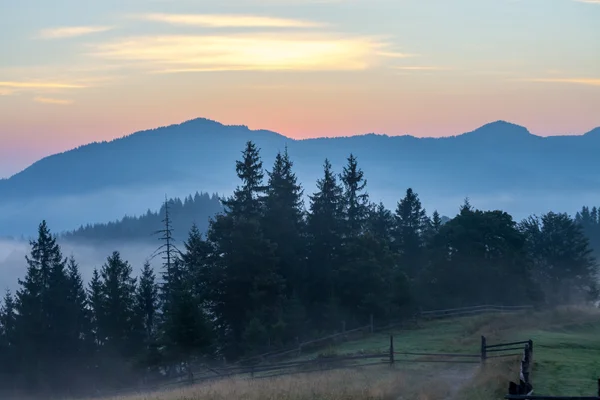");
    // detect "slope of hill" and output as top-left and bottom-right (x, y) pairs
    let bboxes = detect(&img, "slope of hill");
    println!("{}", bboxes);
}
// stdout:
(1, 117), (599, 236)
(62, 192), (223, 245)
